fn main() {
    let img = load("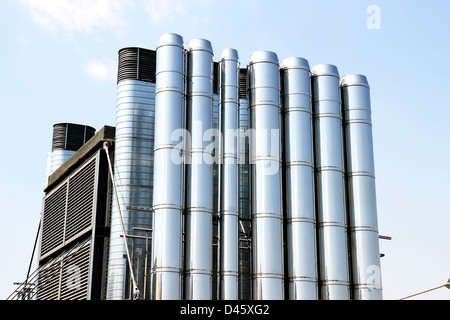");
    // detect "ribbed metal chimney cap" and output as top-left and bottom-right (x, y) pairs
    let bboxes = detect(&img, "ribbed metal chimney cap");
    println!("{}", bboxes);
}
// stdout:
(281, 57), (310, 71)
(340, 74), (370, 88)
(188, 38), (213, 53)
(249, 51), (279, 65)
(311, 64), (339, 77)
(158, 33), (184, 48)
(220, 48), (239, 61)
